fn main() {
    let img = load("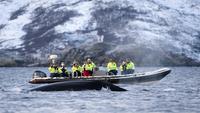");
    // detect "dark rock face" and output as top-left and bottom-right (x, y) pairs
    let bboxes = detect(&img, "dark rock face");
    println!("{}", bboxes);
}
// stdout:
(10, 5), (28, 20)
(61, 43), (112, 66)
(0, 0), (200, 66)
(62, 48), (87, 65)
(61, 42), (200, 67)
(22, 6), (79, 52)
(0, 24), (6, 30)
(92, 4), (140, 43)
